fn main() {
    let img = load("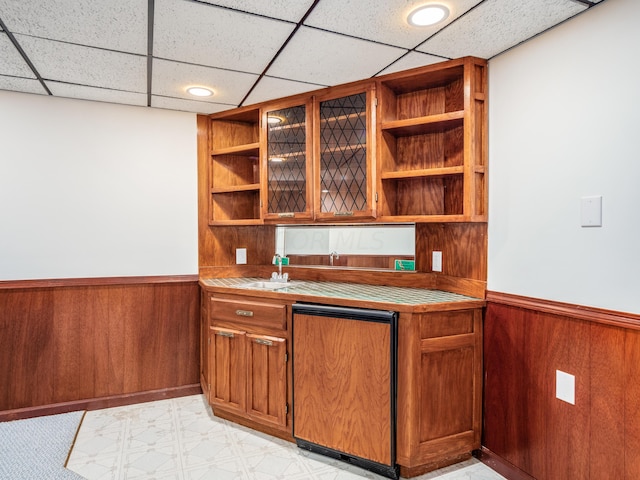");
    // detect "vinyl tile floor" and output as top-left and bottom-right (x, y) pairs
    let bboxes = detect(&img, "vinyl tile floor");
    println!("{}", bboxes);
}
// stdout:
(66, 395), (506, 480)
